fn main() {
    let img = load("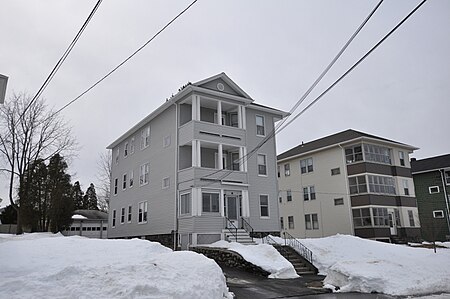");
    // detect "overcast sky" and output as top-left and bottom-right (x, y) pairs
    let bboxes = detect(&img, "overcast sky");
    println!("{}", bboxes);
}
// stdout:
(1, 0), (449, 208)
